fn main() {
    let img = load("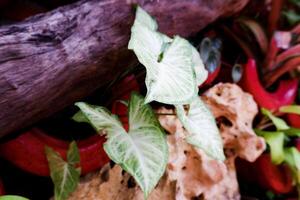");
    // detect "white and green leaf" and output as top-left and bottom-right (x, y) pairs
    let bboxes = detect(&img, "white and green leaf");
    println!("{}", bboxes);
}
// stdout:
(192, 46), (208, 86)
(73, 103), (123, 134)
(176, 97), (225, 161)
(144, 36), (198, 104)
(131, 6), (158, 31)
(128, 6), (198, 105)
(45, 141), (81, 200)
(74, 93), (168, 198)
